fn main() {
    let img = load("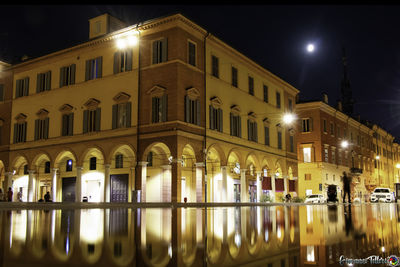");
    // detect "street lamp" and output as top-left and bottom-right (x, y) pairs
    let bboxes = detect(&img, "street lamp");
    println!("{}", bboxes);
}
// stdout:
(341, 140), (349, 149)
(282, 113), (296, 125)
